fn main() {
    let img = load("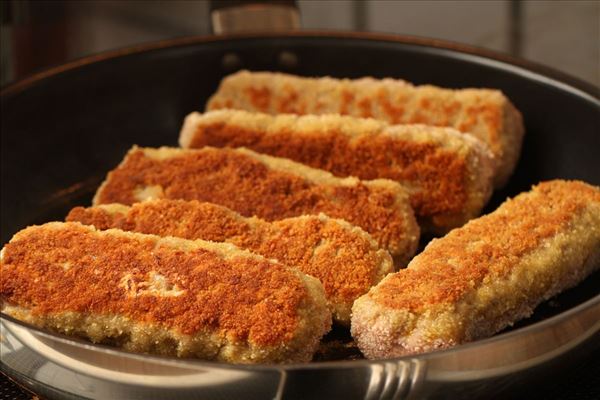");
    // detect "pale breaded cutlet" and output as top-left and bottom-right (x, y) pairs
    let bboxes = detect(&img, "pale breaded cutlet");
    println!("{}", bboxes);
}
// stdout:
(351, 180), (600, 359)
(67, 200), (394, 325)
(93, 146), (419, 266)
(180, 110), (495, 233)
(206, 70), (524, 187)
(0, 222), (331, 363)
